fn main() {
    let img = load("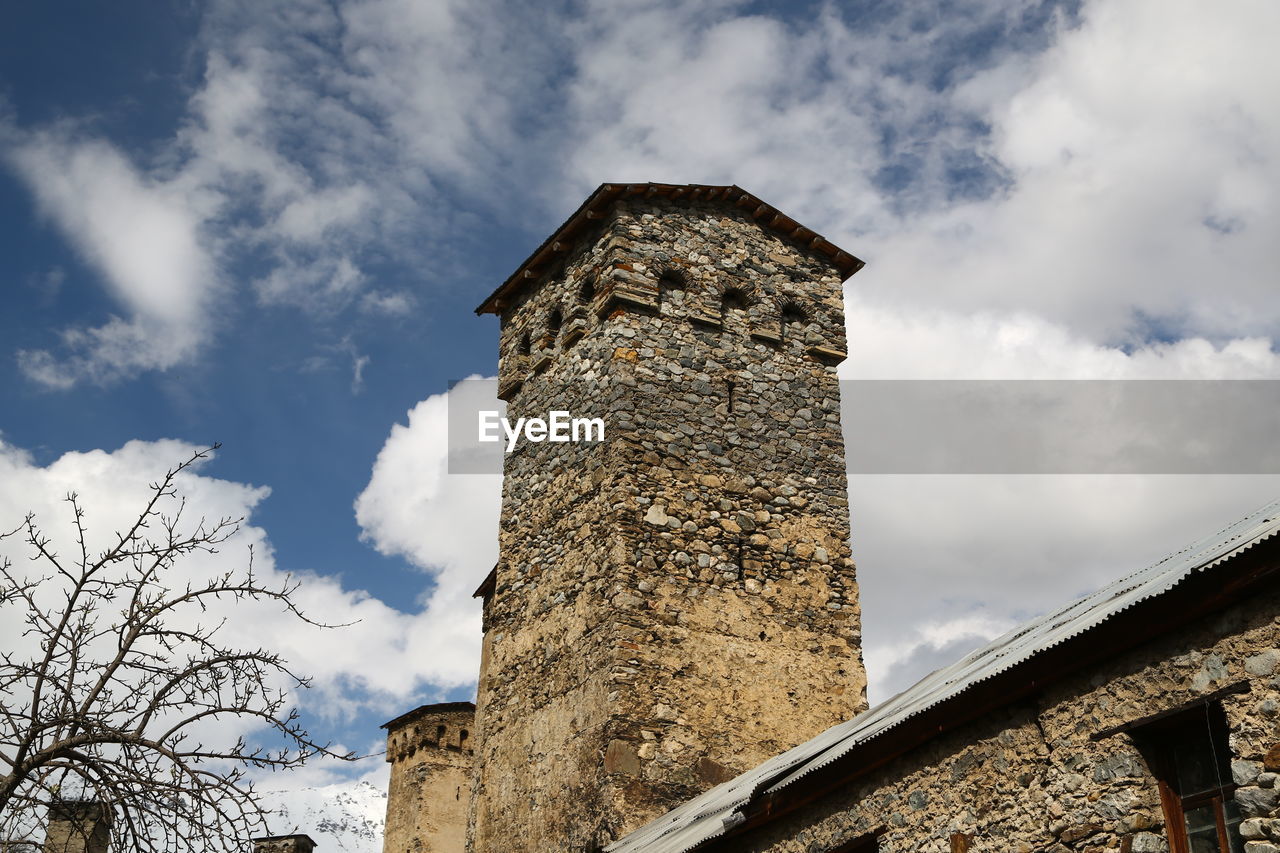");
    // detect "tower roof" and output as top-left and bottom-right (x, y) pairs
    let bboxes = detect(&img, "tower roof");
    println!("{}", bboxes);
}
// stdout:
(475, 183), (865, 316)
(380, 701), (476, 731)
